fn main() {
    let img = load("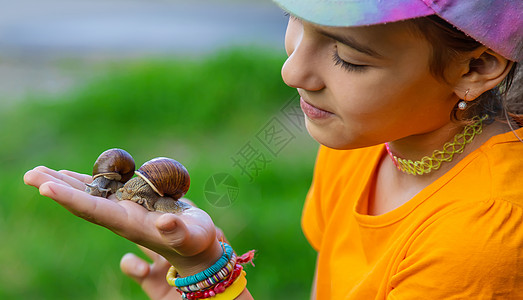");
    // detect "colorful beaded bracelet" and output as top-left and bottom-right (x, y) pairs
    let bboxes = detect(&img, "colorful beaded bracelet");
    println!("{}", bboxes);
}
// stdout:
(166, 247), (256, 300)
(166, 253), (236, 290)
(175, 242), (234, 287)
(178, 253), (237, 293)
(180, 265), (245, 300)
(211, 269), (247, 300)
